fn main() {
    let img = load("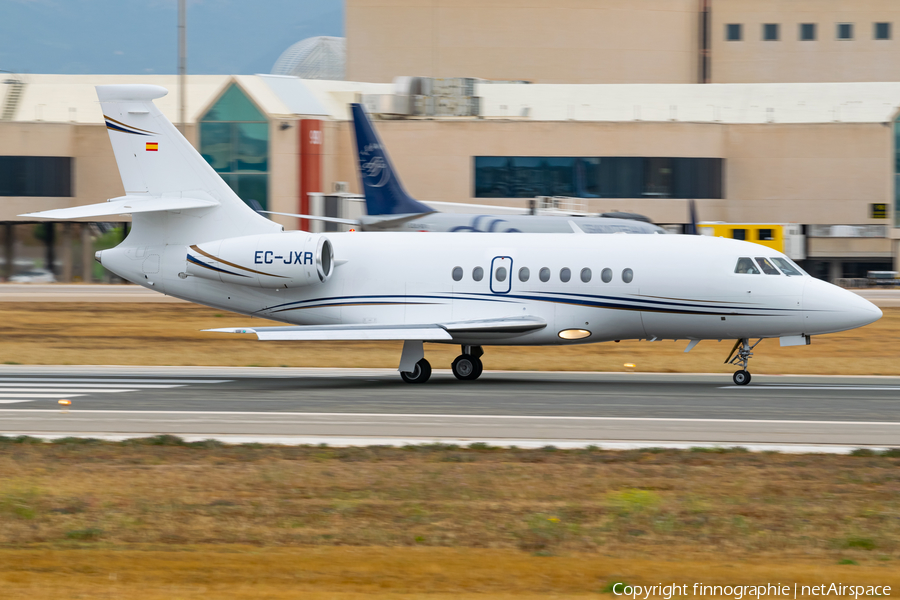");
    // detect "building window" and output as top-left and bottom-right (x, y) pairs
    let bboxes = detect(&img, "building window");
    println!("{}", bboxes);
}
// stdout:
(837, 23), (854, 40)
(763, 23), (779, 41)
(726, 23), (742, 41)
(800, 23), (816, 41)
(0, 157), (72, 197)
(875, 22), (891, 40)
(474, 156), (723, 199)
(199, 83), (269, 210)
